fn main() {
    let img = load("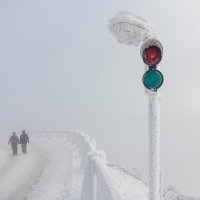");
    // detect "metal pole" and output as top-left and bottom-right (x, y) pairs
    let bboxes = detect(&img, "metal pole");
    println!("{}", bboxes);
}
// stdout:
(148, 91), (160, 200)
